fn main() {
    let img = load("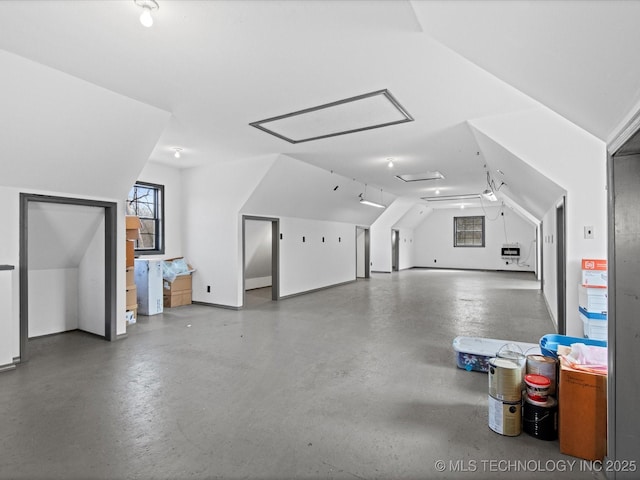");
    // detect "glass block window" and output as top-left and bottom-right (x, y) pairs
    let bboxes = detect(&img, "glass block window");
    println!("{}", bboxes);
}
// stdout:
(454, 216), (485, 247)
